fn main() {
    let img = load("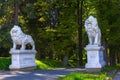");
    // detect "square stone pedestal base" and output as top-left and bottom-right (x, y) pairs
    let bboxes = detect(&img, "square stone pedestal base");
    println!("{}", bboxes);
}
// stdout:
(86, 68), (103, 72)
(9, 49), (37, 70)
(85, 45), (106, 72)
